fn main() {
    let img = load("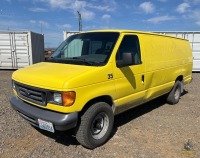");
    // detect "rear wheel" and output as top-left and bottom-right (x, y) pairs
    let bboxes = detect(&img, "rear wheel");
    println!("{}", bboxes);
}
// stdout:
(75, 102), (114, 149)
(166, 80), (182, 105)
